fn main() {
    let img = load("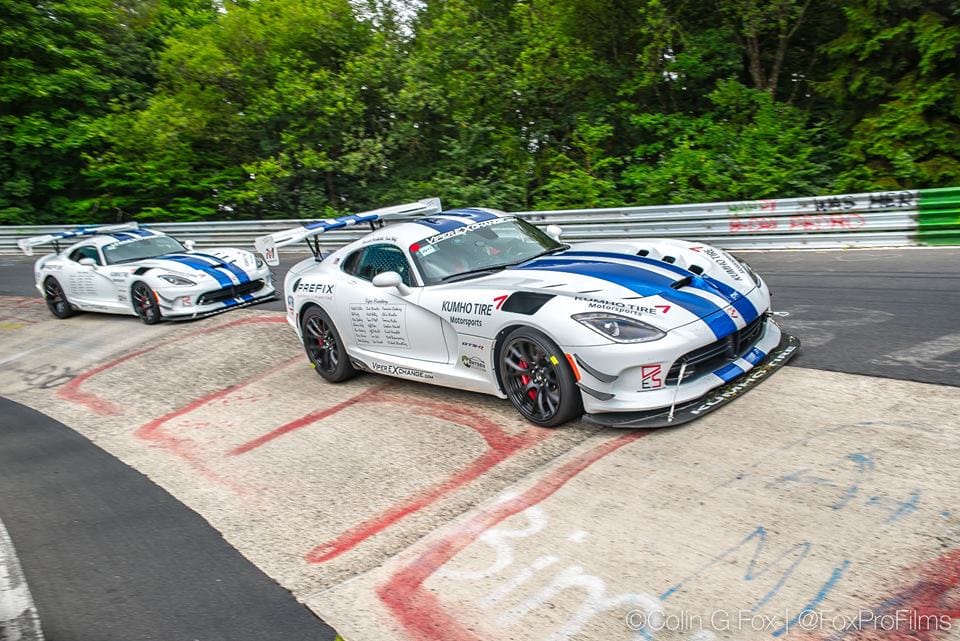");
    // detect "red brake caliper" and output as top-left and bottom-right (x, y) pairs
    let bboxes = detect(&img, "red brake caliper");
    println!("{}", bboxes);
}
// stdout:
(518, 360), (537, 400)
